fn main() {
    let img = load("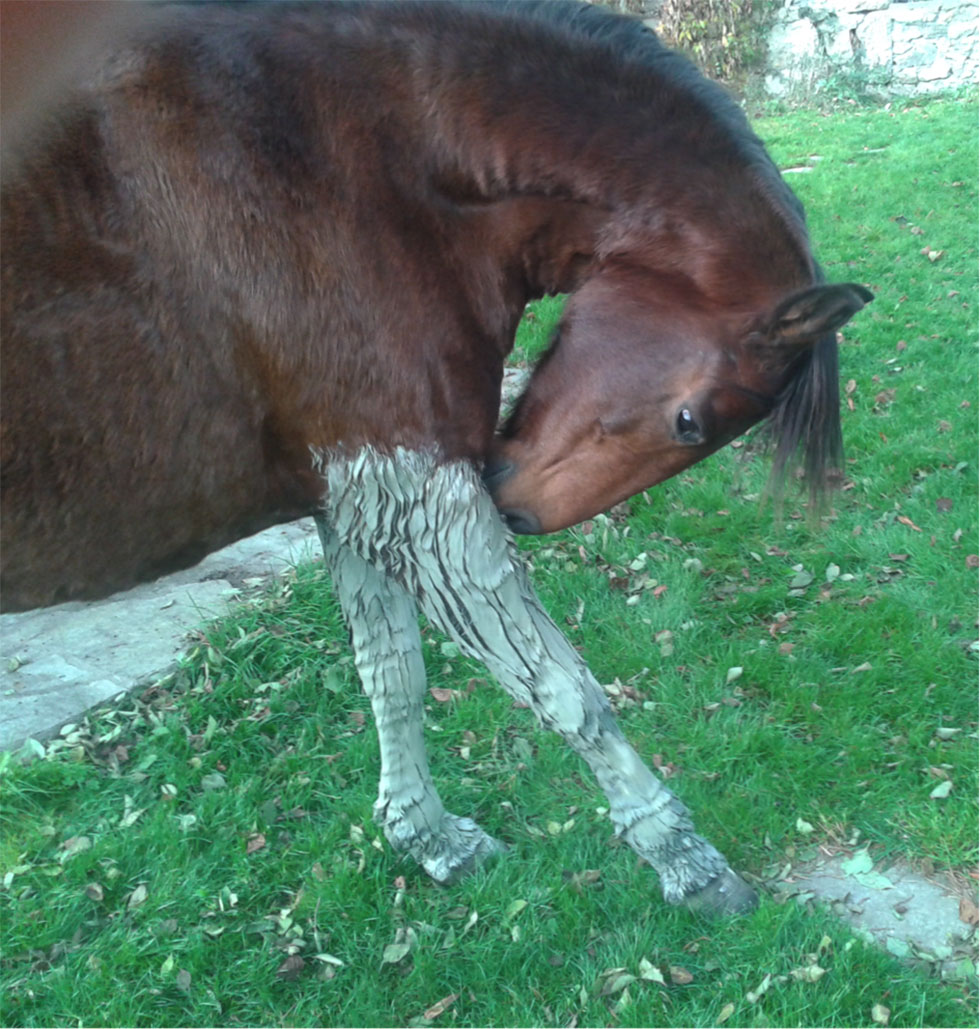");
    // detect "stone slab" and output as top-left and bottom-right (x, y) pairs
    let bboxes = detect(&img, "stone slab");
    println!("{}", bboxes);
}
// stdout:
(0, 518), (321, 752)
